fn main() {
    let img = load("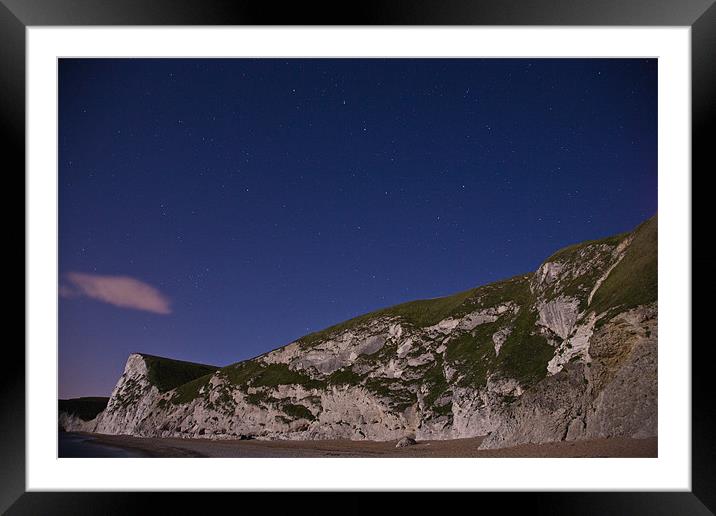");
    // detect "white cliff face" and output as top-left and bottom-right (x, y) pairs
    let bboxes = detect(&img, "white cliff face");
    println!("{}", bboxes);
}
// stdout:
(308, 387), (414, 440)
(547, 314), (596, 375)
(261, 318), (393, 374)
(80, 219), (656, 448)
(492, 328), (511, 356)
(426, 304), (516, 335)
(536, 296), (580, 340)
(94, 353), (161, 435)
(448, 388), (497, 439)
(447, 376), (520, 439)
(535, 261), (564, 287)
